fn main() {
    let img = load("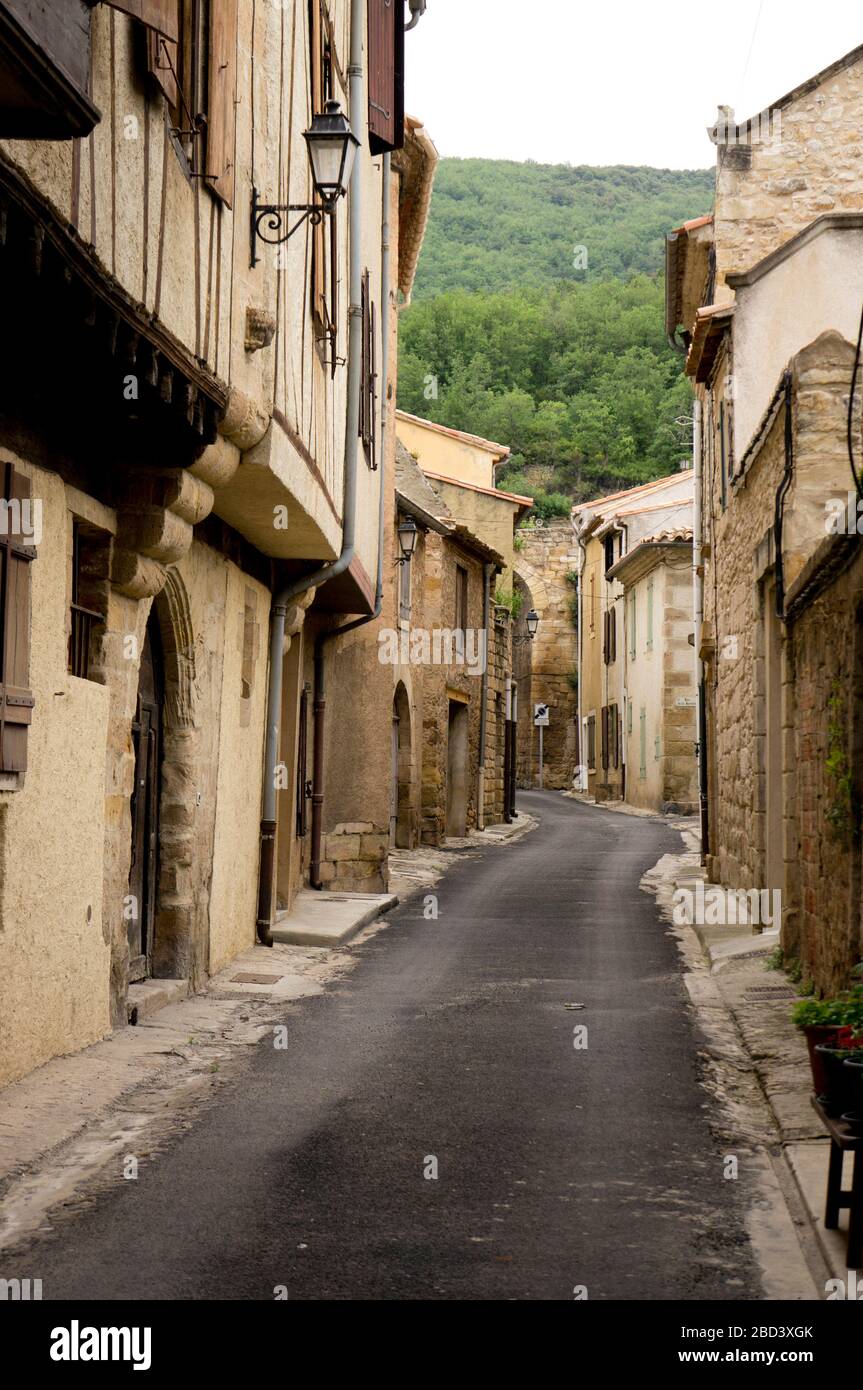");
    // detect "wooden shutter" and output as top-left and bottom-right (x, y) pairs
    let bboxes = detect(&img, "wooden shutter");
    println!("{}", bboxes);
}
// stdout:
(609, 609), (616, 663)
(601, 707), (609, 771)
(368, 0), (404, 154)
(368, 299), (378, 469)
(206, 0), (238, 206)
(0, 463), (36, 775)
(103, 1), (179, 39)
